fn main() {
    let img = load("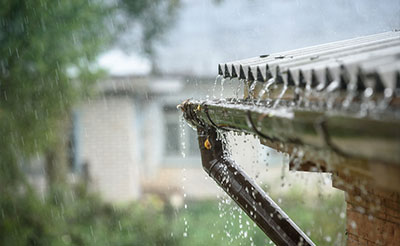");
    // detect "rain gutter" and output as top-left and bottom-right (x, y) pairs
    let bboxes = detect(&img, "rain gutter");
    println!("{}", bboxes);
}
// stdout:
(179, 101), (316, 246)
